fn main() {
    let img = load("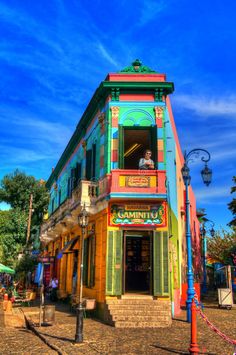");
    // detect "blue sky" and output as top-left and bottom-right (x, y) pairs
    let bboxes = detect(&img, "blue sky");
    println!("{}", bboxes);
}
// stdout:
(0, 0), (235, 231)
